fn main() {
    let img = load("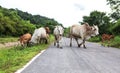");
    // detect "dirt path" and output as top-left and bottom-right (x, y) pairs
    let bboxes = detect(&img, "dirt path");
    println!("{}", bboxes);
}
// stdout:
(0, 41), (20, 49)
